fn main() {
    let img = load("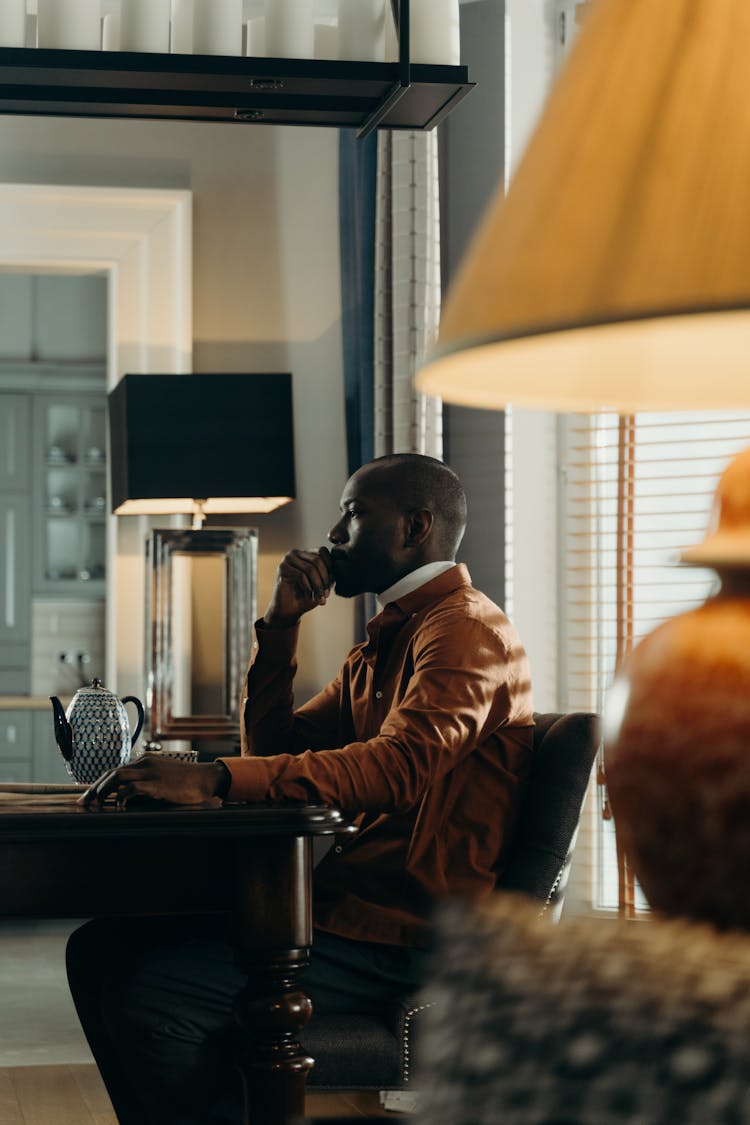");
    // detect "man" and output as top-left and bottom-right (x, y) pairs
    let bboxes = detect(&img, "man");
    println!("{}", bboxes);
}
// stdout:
(67, 453), (533, 1124)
